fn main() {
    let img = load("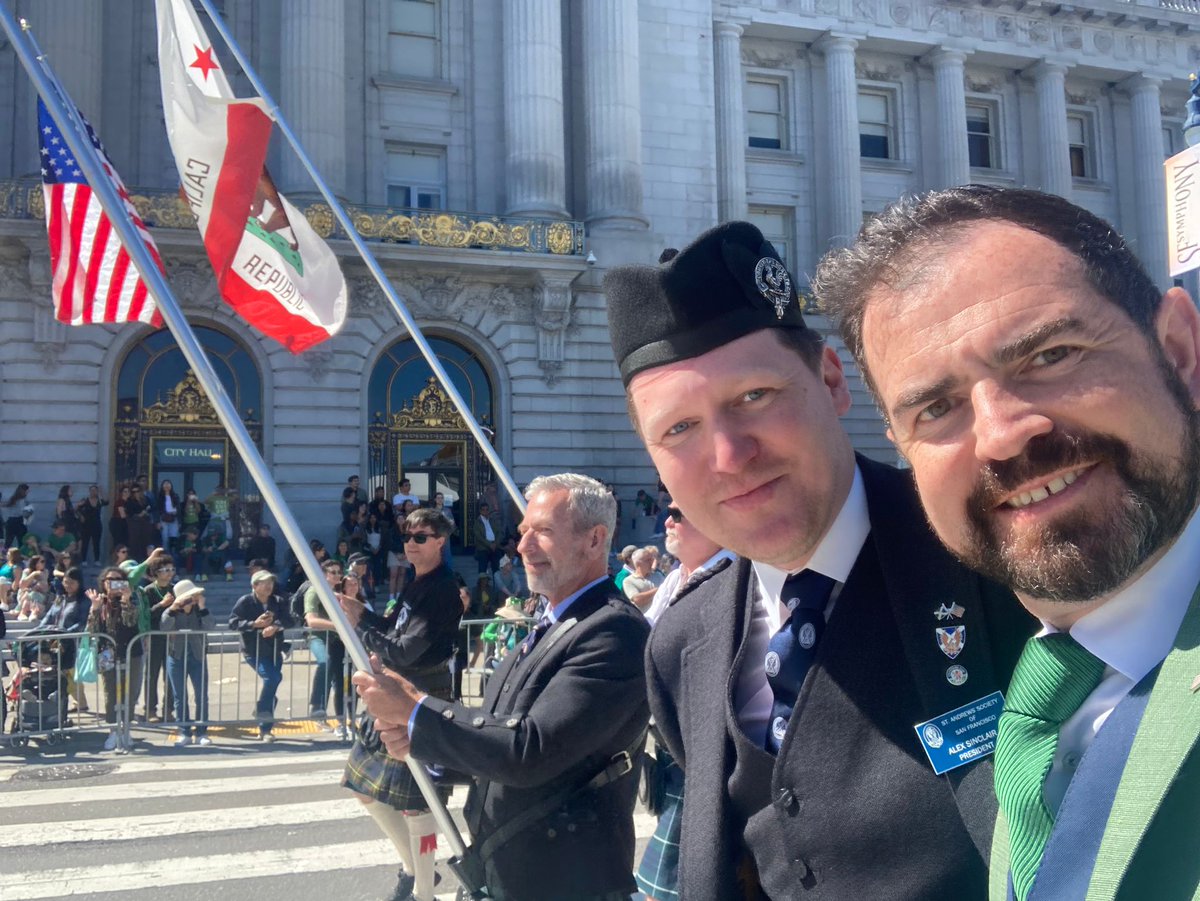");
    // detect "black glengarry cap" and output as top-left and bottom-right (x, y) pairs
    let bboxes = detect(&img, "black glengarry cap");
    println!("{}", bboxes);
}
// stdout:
(604, 221), (811, 386)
